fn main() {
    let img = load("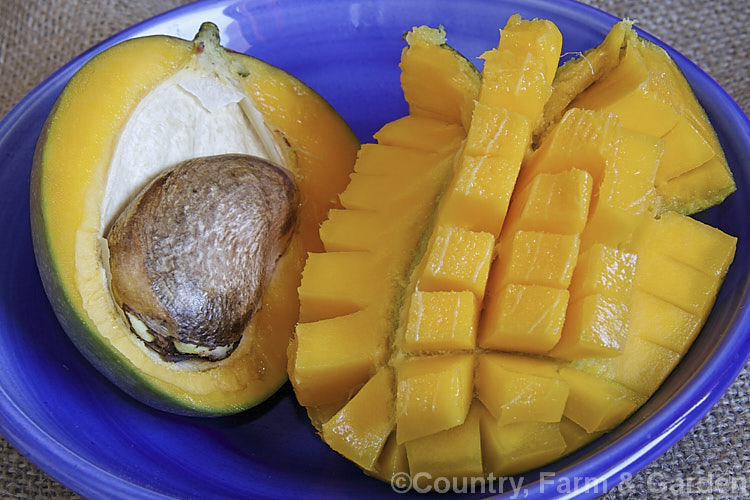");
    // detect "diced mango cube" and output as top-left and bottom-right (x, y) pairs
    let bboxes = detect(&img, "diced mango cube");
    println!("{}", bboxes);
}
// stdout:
(478, 284), (568, 353)
(373, 114), (465, 152)
(339, 169), (442, 211)
(395, 354), (474, 443)
(499, 14), (563, 83)
(571, 42), (676, 136)
(634, 250), (720, 317)
(479, 48), (551, 123)
(656, 118), (715, 186)
(635, 212), (737, 277)
(518, 109), (620, 190)
(658, 157), (737, 214)
(400, 26), (481, 129)
(437, 155), (520, 237)
(595, 87), (680, 138)
(571, 41), (649, 111)
(299, 251), (384, 322)
(582, 129), (662, 248)
(549, 294), (628, 359)
(577, 336), (682, 396)
(372, 433), (409, 483)
(292, 309), (387, 407)
(628, 289), (701, 355)
(322, 367), (394, 470)
(354, 144), (444, 178)
(419, 225), (495, 300)
(464, 103), (530, 160)
(634, 37), (735, 213)
(403, 290), (478, 353)
(559, 417), (603, 455)
(480, 409), (566, 476)
(559, 367), (642, 433)
(476, 353), (568, 425)
(492, 230), (580, 289)
(406, 400), (484, 481)
(320, 208), (421, 254)
(504, 169), (593, 235)
(568, 244), (637, 303)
